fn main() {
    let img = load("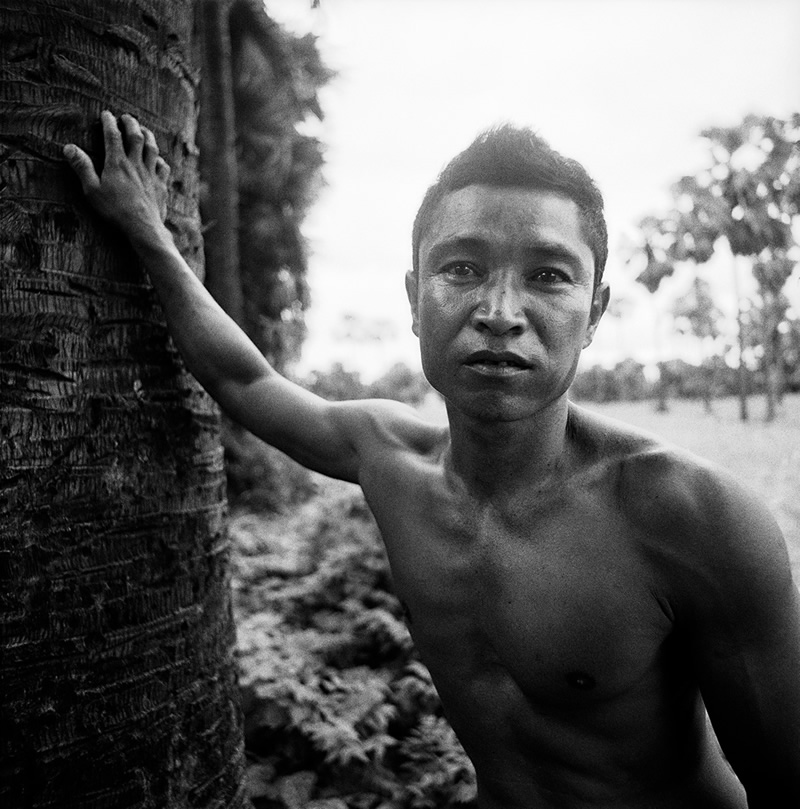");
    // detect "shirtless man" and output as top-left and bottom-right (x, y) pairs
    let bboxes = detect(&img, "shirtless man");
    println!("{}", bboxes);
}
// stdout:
(64, 112), (800, 808)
